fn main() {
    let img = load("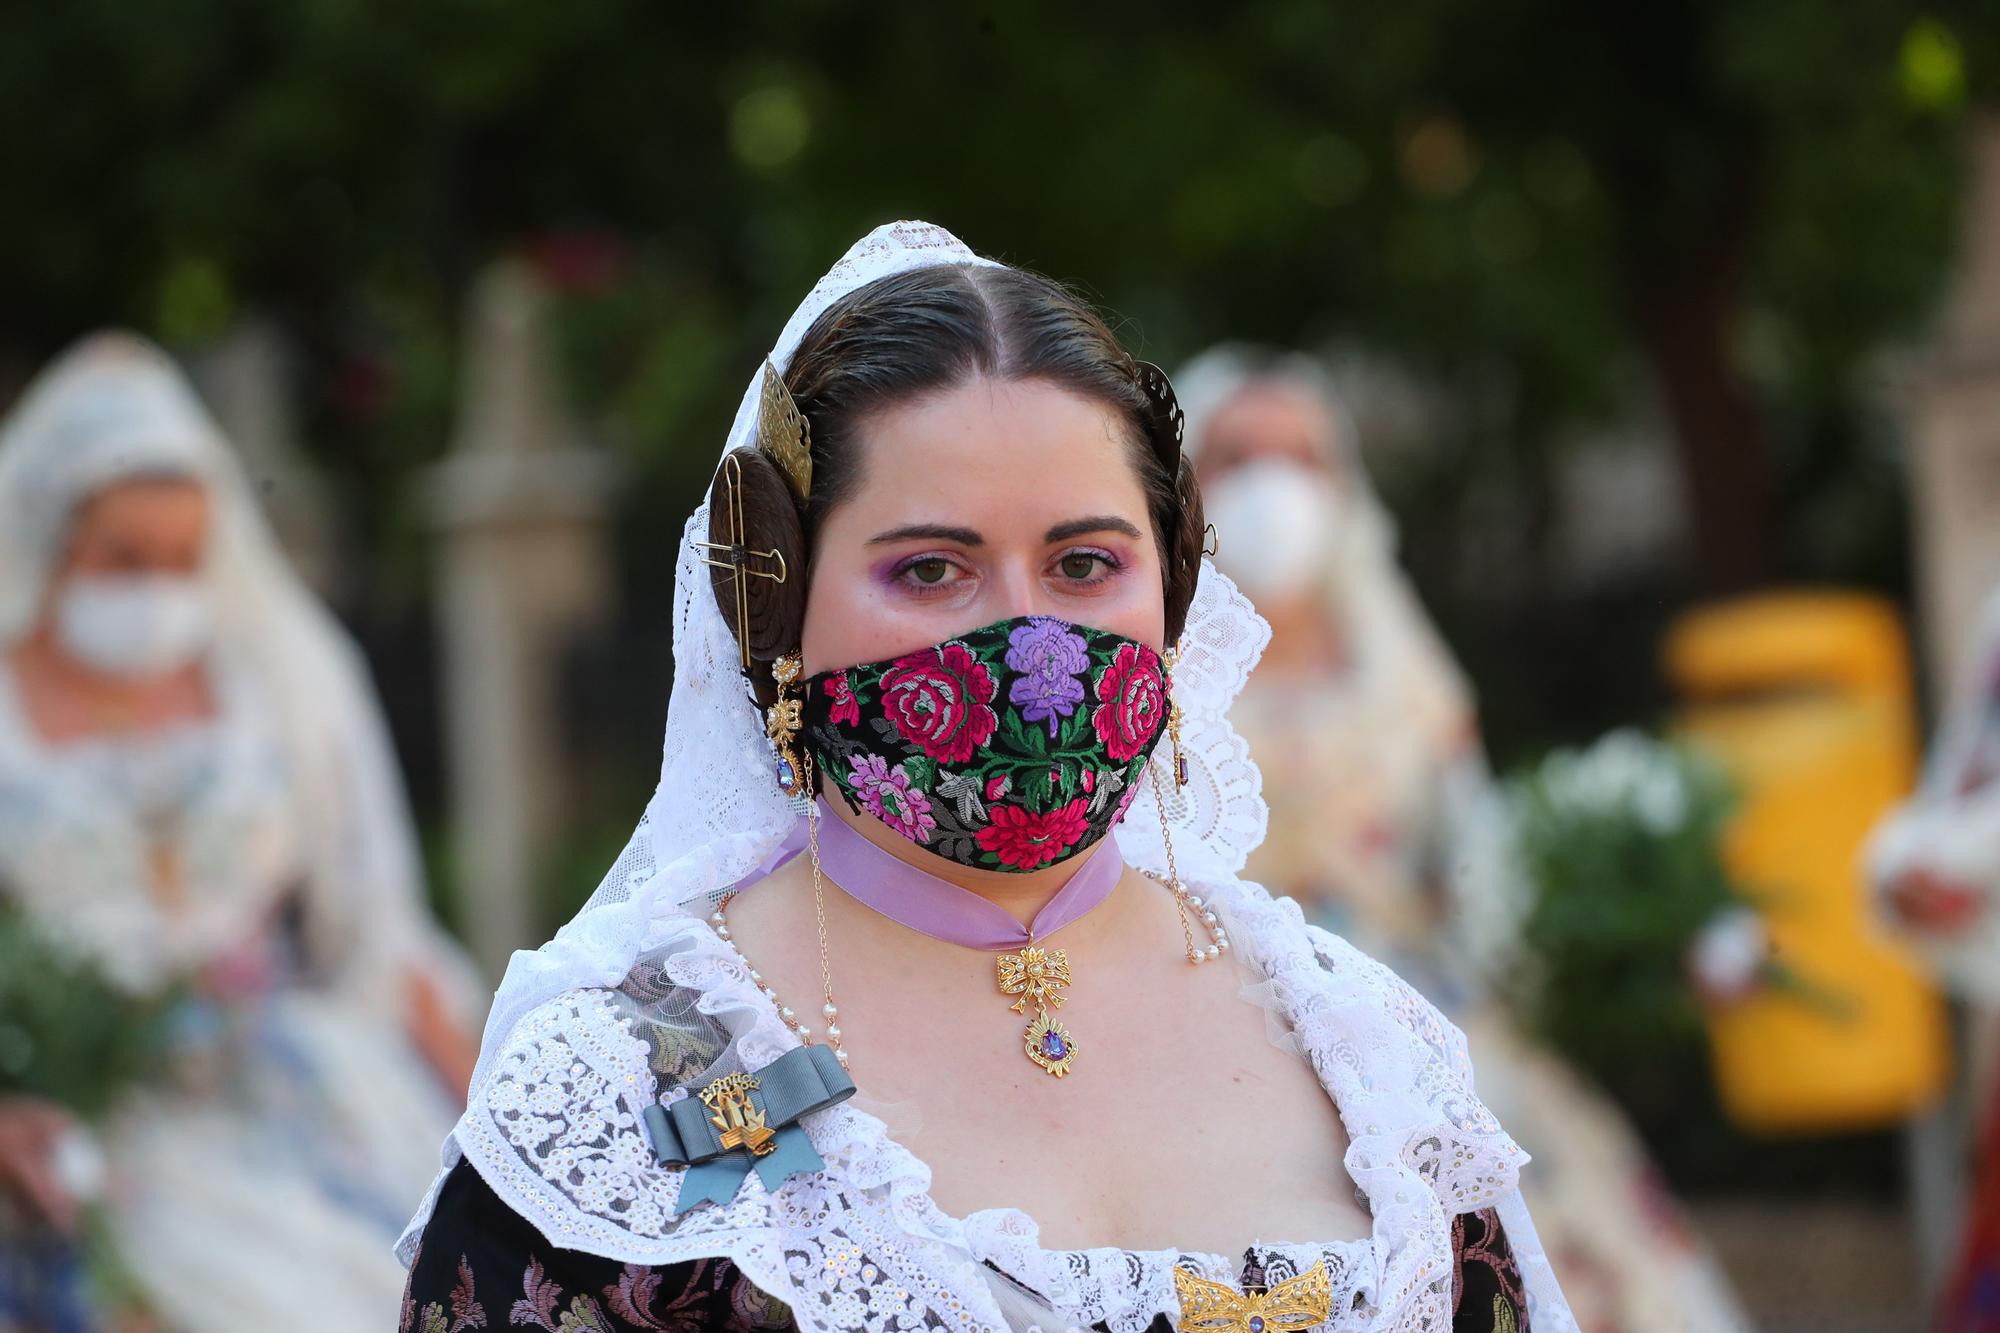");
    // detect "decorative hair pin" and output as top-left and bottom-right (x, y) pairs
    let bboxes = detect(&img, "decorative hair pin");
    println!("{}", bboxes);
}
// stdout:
(696, 452), (789, 670)
(1134, 360), (1186, 468)
(757, 361), (813, 502)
